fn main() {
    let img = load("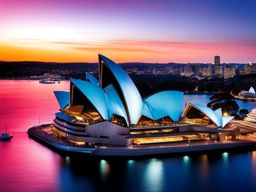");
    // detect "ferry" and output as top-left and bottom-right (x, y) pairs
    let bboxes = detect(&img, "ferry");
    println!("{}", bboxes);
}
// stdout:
(39, 79), (55, 84)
